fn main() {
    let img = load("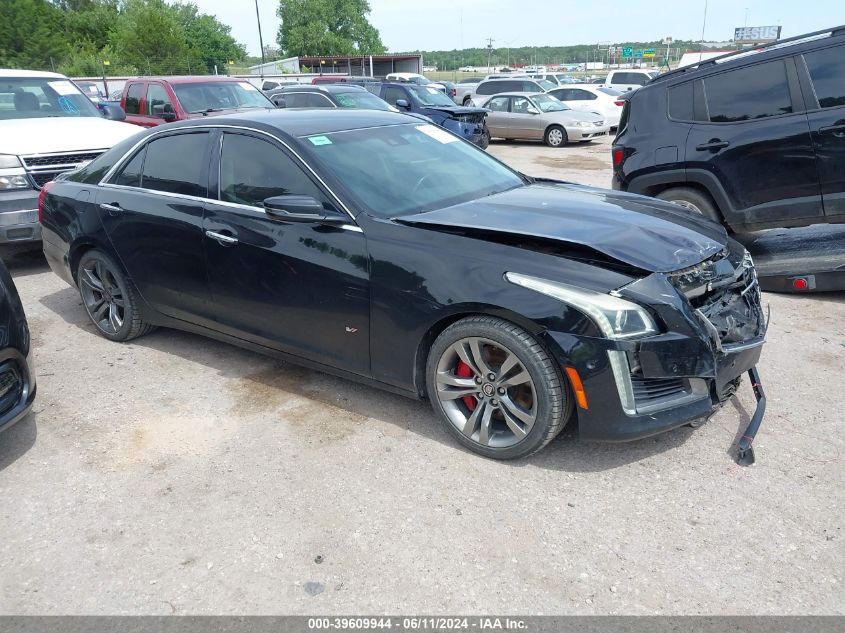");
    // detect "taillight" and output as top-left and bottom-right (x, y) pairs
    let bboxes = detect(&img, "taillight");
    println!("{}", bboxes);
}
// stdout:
(612, 149), (624, 167)
(38, 181), (55, 224)
(451, 87), (457, 97)
(614, 100), (625, 106)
